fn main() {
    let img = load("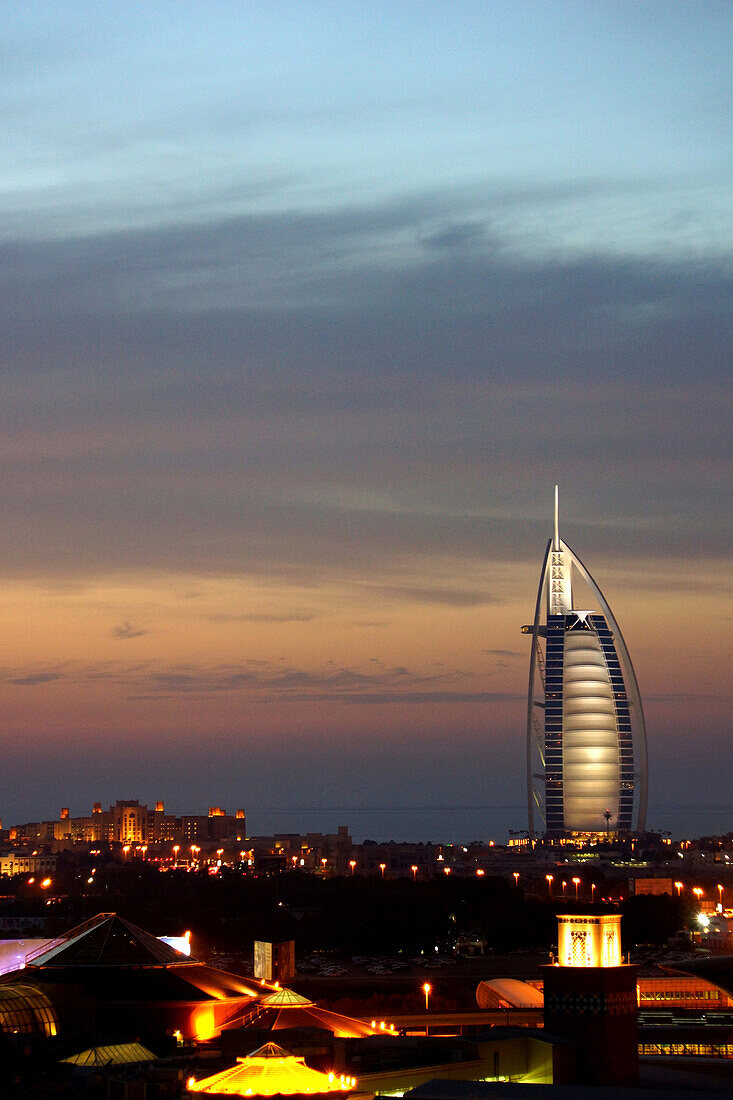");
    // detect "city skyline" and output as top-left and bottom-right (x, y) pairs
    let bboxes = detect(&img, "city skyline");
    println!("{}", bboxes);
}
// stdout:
(1, 2), (730, 840)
